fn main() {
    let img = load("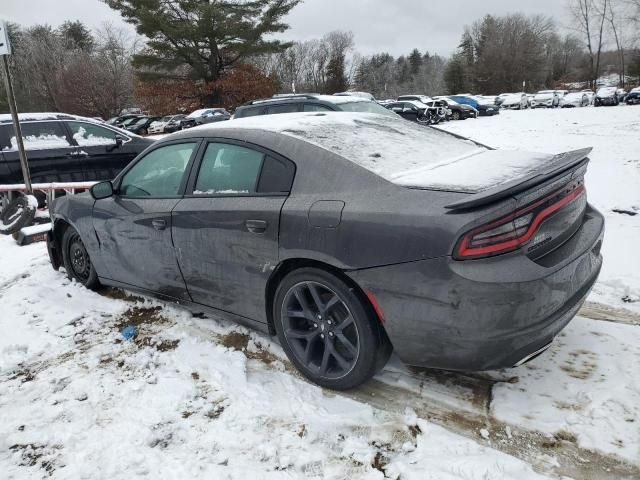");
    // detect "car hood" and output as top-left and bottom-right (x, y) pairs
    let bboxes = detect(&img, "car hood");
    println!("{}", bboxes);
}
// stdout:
(534, 93), (554, 100)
